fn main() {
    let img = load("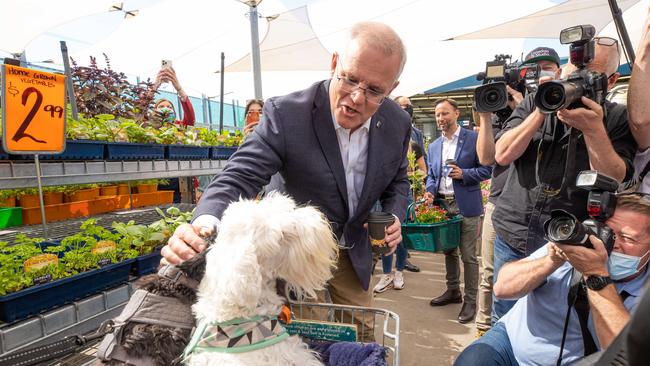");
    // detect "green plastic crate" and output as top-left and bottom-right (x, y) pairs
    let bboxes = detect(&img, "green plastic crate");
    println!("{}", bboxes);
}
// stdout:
(402, 202), (462, 253)
(0, 207), (22, 229)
